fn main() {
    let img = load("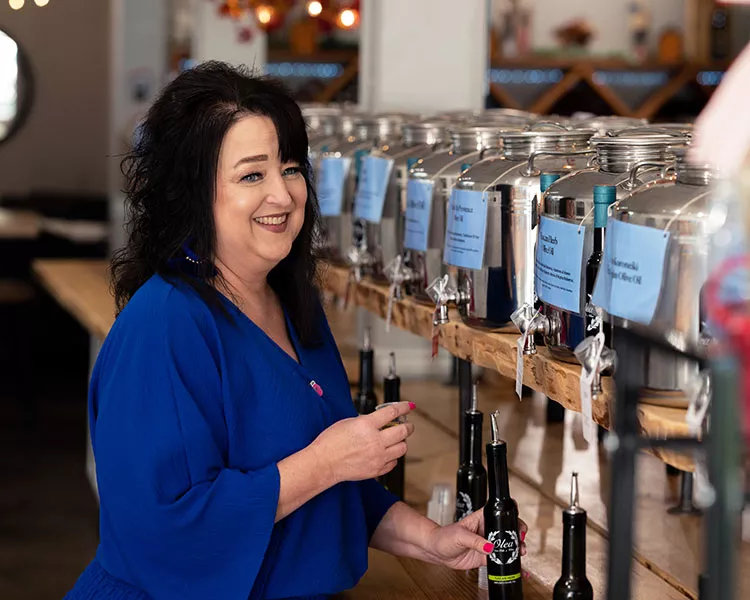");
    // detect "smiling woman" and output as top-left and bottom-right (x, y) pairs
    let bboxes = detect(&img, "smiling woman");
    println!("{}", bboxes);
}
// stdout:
(64, 62), (517, 600)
